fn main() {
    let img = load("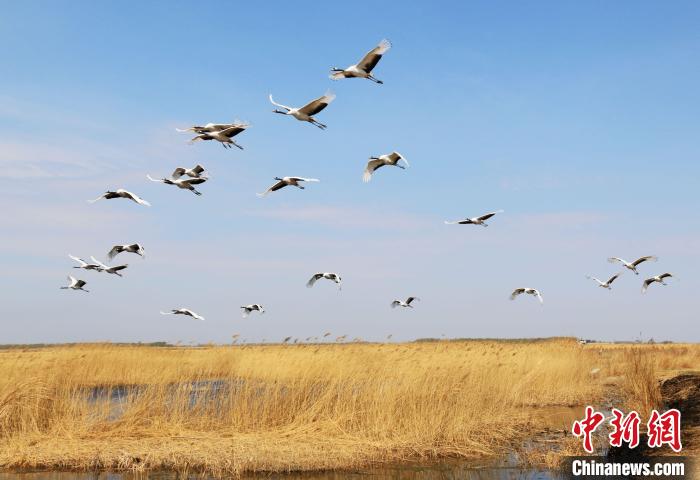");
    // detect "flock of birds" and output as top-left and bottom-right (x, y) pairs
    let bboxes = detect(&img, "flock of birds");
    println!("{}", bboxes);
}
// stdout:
(60, 39), (676, 330)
